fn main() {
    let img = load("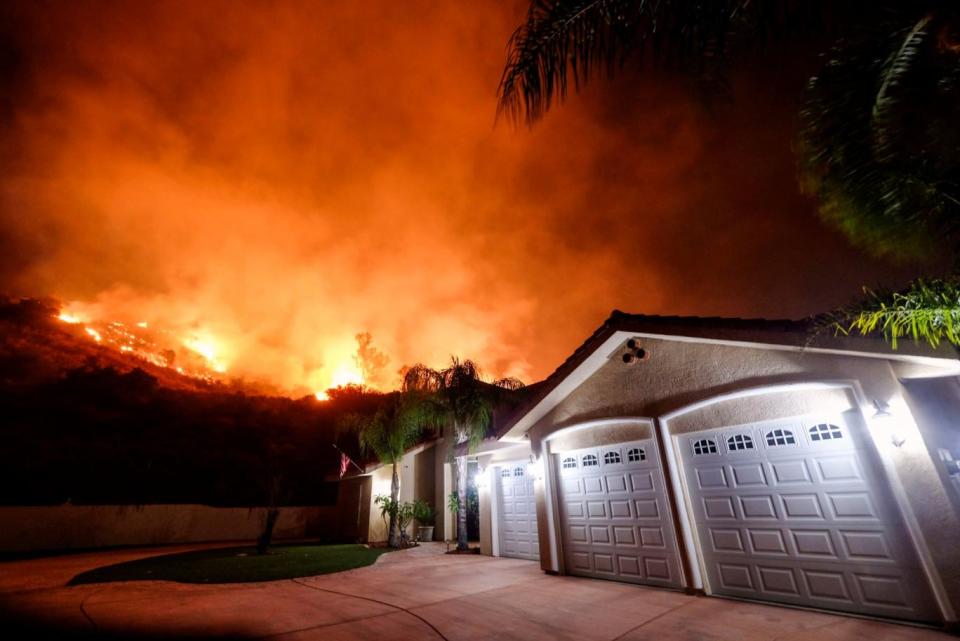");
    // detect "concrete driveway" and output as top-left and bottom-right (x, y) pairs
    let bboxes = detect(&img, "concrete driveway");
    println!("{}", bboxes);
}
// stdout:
(0, 543), (951, 640)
